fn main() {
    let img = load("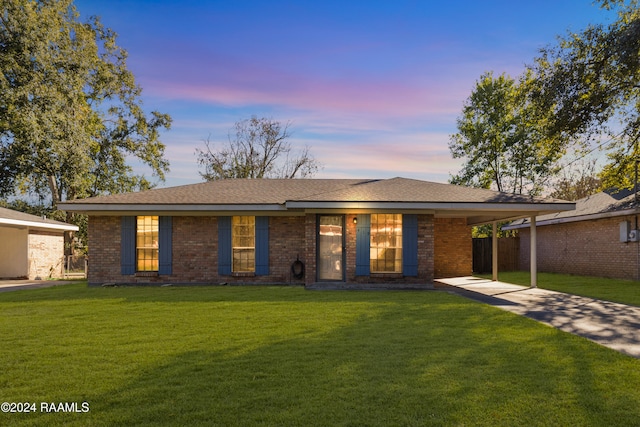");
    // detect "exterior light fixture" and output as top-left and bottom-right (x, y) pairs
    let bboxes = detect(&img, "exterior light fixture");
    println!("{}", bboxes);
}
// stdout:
(353, 217), (357, 224)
